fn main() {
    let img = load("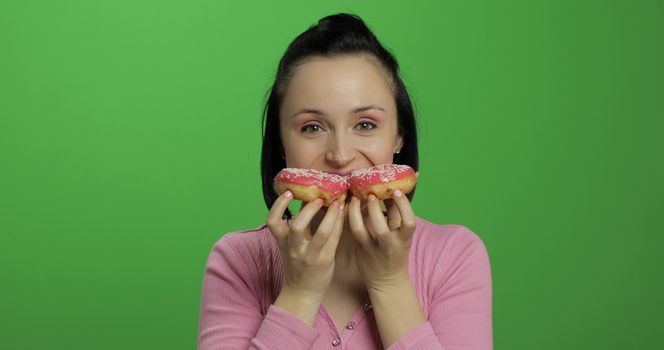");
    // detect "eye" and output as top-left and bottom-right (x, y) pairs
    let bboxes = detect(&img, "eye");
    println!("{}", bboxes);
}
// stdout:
(300, 123), (324, 133)
(356, 121), (377, 131)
